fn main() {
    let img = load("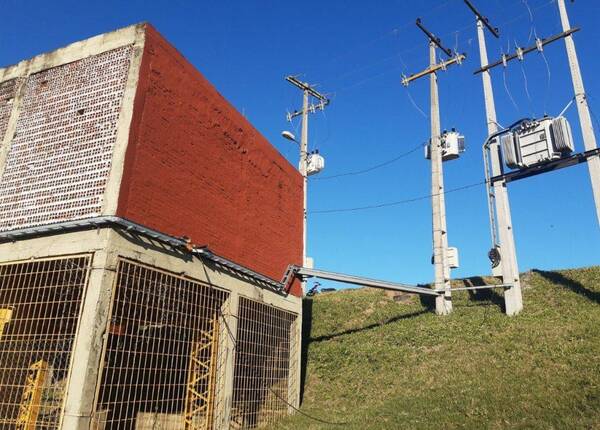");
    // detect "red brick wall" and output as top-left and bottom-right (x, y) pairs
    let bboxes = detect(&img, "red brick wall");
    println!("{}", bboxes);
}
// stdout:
(117, 25), (303, 295)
